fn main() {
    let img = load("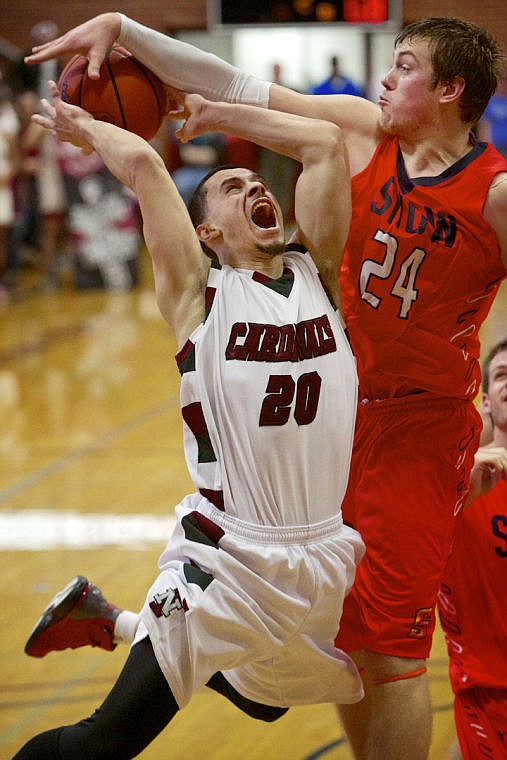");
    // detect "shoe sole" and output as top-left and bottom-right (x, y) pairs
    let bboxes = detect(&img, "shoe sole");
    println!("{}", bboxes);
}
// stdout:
(25, 576), (90, 656)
